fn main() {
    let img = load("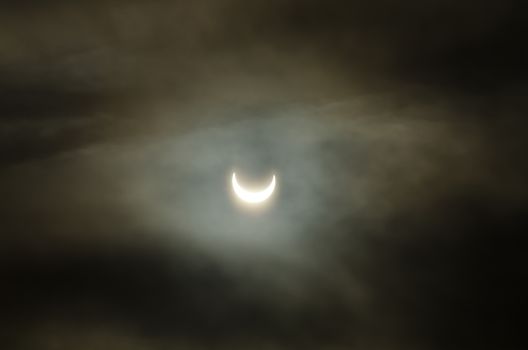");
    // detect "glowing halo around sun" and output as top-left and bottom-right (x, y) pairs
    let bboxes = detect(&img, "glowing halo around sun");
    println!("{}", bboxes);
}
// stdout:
(231, 172), (276, 204)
